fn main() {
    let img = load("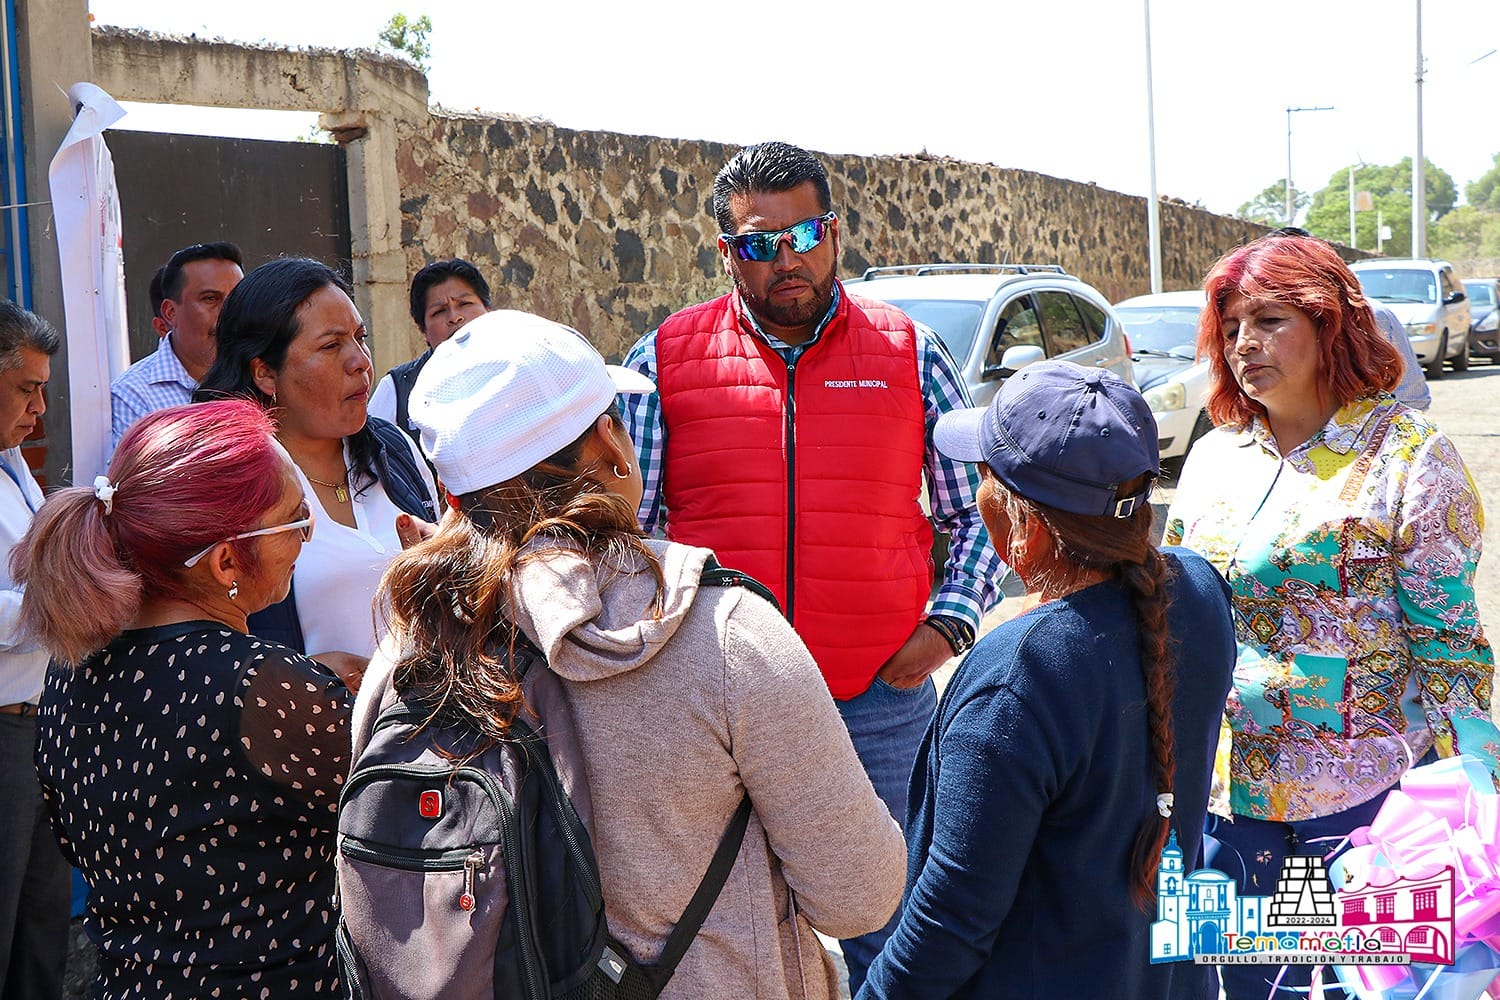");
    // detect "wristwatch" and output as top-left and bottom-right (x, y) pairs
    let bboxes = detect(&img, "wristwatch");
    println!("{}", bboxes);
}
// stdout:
(924, 614), (976, 656)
